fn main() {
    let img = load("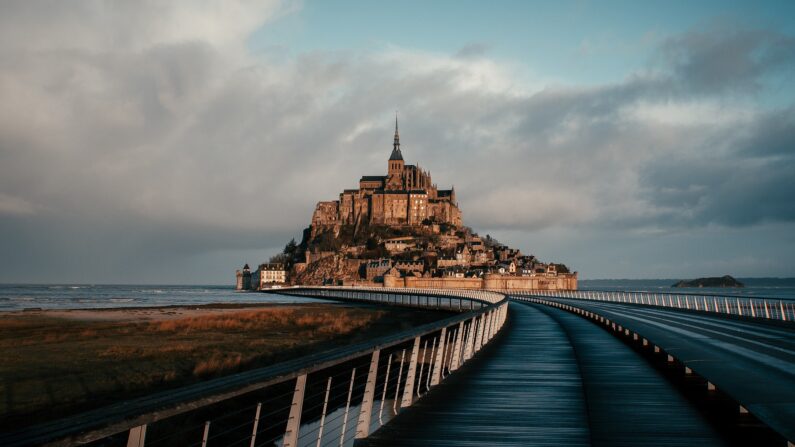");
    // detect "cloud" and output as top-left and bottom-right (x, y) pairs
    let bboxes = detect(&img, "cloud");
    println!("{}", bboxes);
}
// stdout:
(454, 43), (491, 59)
(738, 106), (795, 158)
(0, 3), (794, 281)
(0, 193), (37, 215)
(0, 1), (289, 53)
(657, 23), (795, 95)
